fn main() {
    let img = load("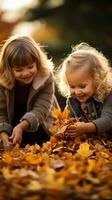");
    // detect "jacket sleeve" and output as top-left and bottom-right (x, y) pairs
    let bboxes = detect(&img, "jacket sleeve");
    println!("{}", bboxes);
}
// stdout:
(92, 94), (112, 133)
(0, 87), (12, 135)
(20, 73), (54, 132)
